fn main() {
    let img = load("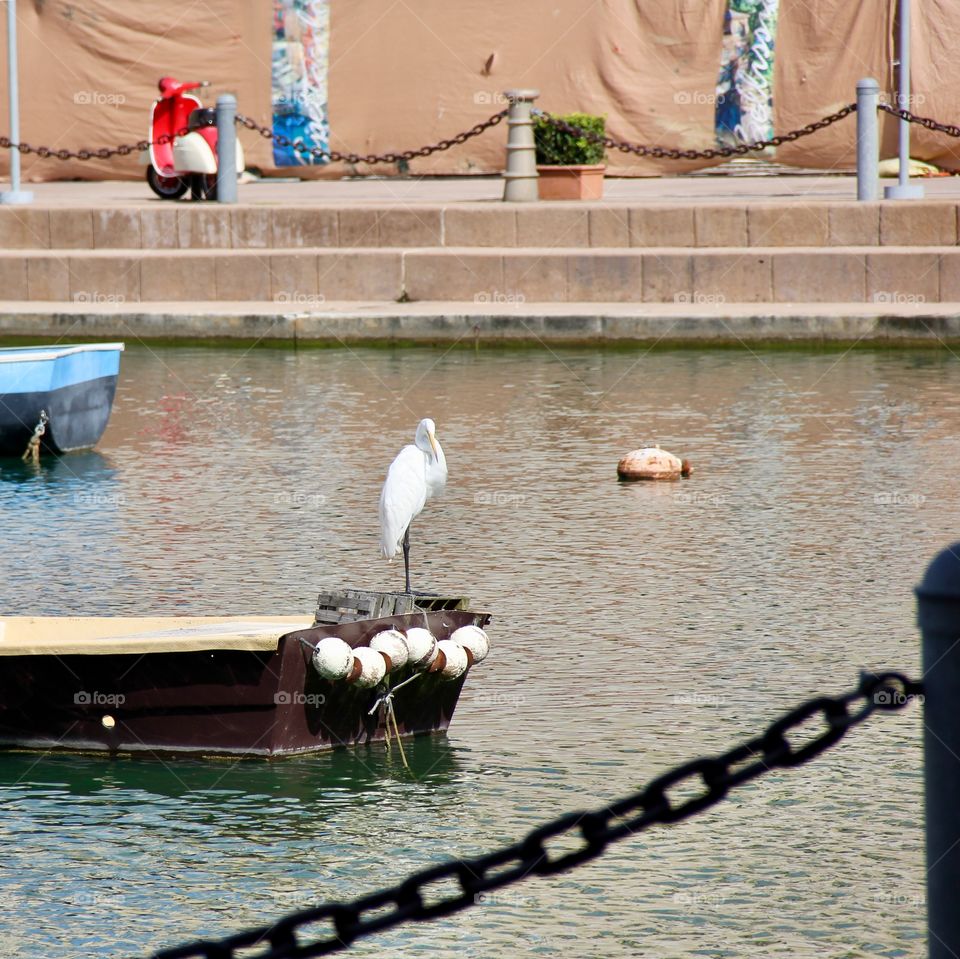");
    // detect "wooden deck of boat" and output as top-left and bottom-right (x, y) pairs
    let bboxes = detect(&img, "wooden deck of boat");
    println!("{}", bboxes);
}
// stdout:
(0, 616), (314, 655)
